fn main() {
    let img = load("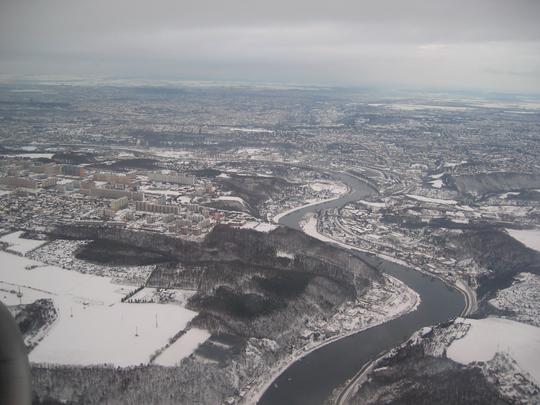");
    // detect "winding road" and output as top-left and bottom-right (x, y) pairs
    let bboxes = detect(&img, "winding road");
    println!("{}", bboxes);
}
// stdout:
(258, 172), (466, 405)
